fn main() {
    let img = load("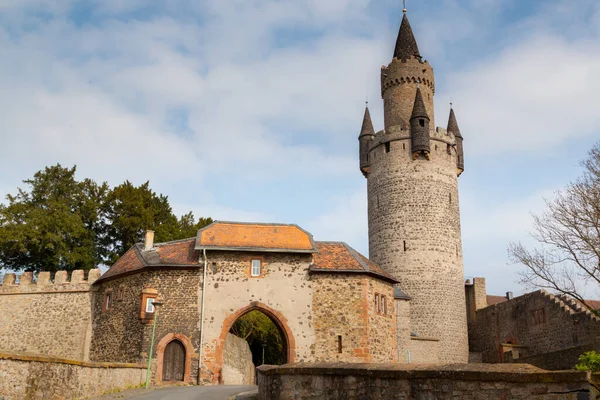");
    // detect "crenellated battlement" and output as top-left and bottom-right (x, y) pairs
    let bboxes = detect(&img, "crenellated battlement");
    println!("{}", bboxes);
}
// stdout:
(0, 269), (101, 294)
